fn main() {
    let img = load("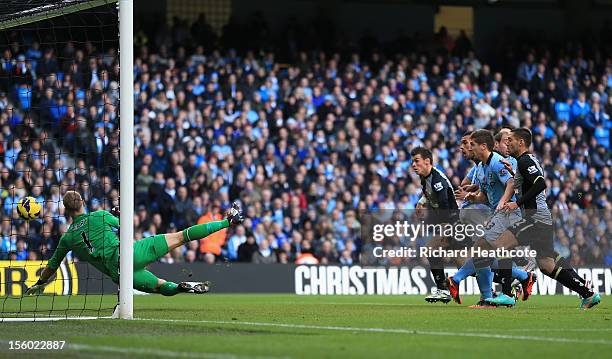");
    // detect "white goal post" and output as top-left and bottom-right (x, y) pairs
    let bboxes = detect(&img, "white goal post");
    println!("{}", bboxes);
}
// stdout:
(118, 0), (134, 320)
(0, 0), (134, 321)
